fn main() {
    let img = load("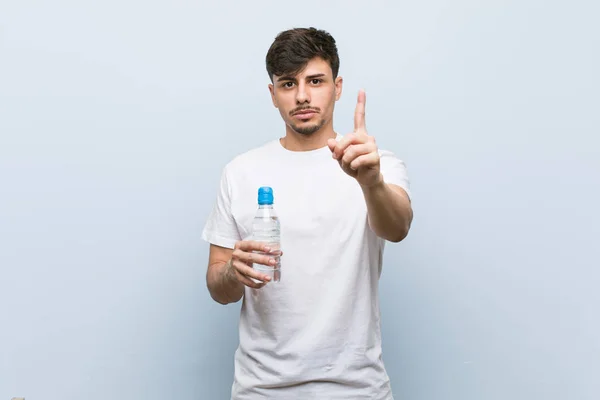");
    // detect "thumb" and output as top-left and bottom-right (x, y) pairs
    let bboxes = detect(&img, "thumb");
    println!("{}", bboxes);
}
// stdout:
(327, 138), (336, 152)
